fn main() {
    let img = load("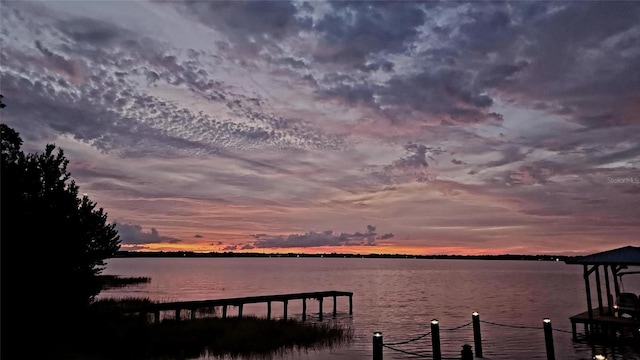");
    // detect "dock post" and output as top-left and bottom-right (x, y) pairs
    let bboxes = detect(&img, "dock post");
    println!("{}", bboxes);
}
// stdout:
(267, 301), (271, 320)
(154, 310), (160, 324)
(238, 304), (243, 318)
(543, 318), (555, 360)
(222, 305), (227, 318)
(349, 295), (353, 315)
(191, 308), (196, 320)
(333, 295), (337, 317)
(431, 319), (442, 360)
(461, 344), (473, 360)
(302, 298), (307, 321)
(373, 332), (383, 360)
(319, 297), (324, 321)
(472, 312), (483, 358)
(175, 309), (181, 321)
(283, 300), (288, 319)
